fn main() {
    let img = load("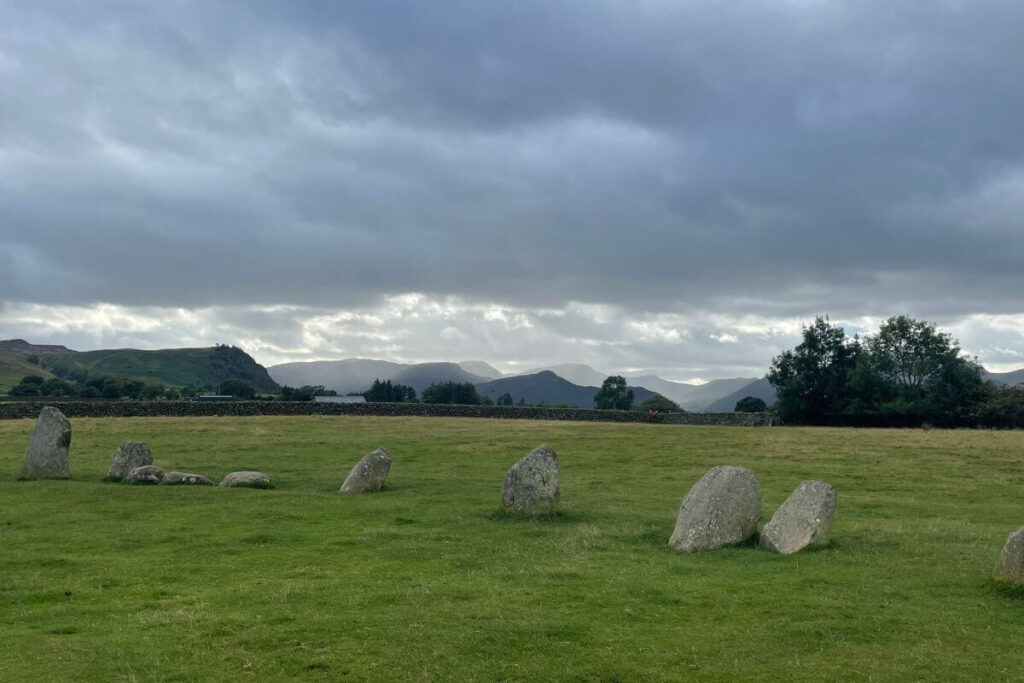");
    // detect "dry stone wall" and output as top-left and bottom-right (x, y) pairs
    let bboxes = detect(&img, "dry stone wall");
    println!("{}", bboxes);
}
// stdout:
(0, 400), (776, 426)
